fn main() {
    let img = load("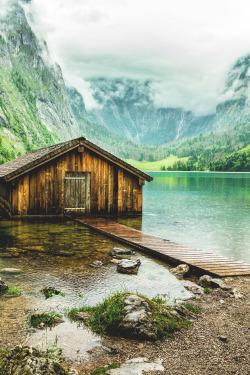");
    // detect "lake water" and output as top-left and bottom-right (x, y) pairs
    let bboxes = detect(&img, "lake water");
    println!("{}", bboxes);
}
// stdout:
(142, 172), (250, 263)
(0, 171), (249, 358)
